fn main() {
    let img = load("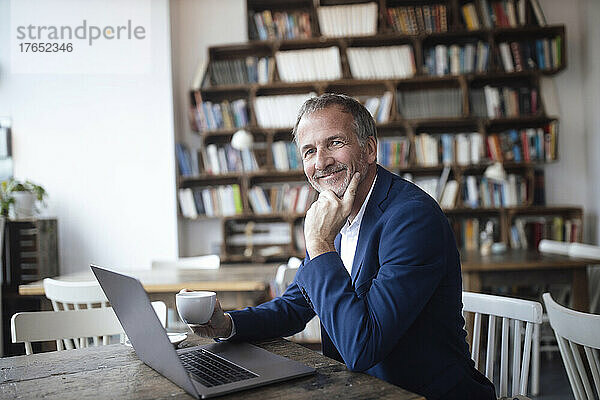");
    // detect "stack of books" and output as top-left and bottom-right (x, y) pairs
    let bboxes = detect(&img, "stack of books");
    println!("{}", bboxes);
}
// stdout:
(254, 93), (316, 128)
(176, 143), (199, 177)
(191, 96), (248, 133)
(248, 183), (316, 214)
(423, 41), (489, 76)
(356, 92), (393, 123)
(497, 37), (562, 72)
(387, 4), (448, 33)
(317, 2), (378, 37)
(462, 174), (528, 208)
(209, 56), (272, 86)
(487, 123), (558, 163)
(249, 10), (312, 40)
(275, 47), (342, 82)
(457, 217), (501, 250)
(470, 85), (539, 118)
(179, 185), (243, 218)
(456, 133), (485, 166)
(510, 216), (581, 249)
(347, 46), (416, 79)
(397, 88), (462, 118)
(414, 132), (483, 166)
(404, 167), (459, 209)
(203, 143), (259, 175)
(272, 141), (302, 171)
(377, 137), (410, 169)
